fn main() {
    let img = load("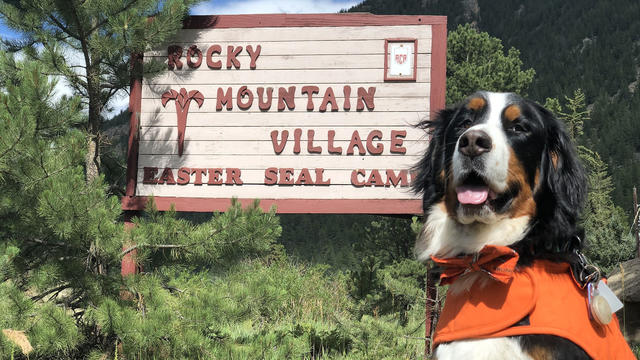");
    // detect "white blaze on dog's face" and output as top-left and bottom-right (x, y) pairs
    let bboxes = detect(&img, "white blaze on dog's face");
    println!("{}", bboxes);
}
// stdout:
(451, 92), (513, 224)
(415, 91), (548, 260)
